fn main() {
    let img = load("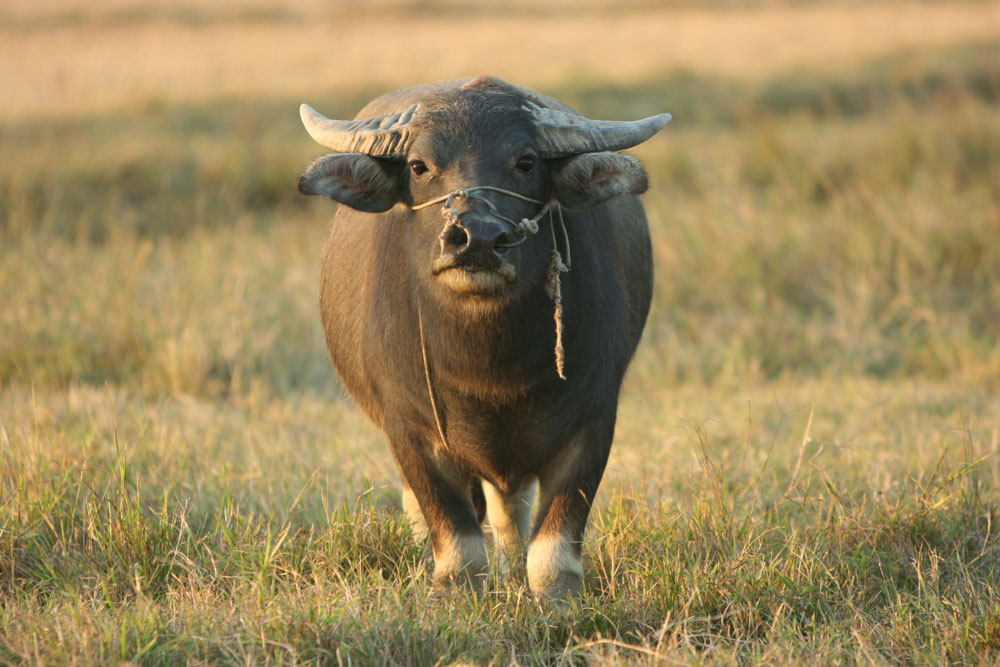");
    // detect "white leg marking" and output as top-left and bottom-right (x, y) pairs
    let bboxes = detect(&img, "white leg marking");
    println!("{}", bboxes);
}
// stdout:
(433, 531), (488, 590)
(526, 532), (583, 597)
(401, 485), (428, 541)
